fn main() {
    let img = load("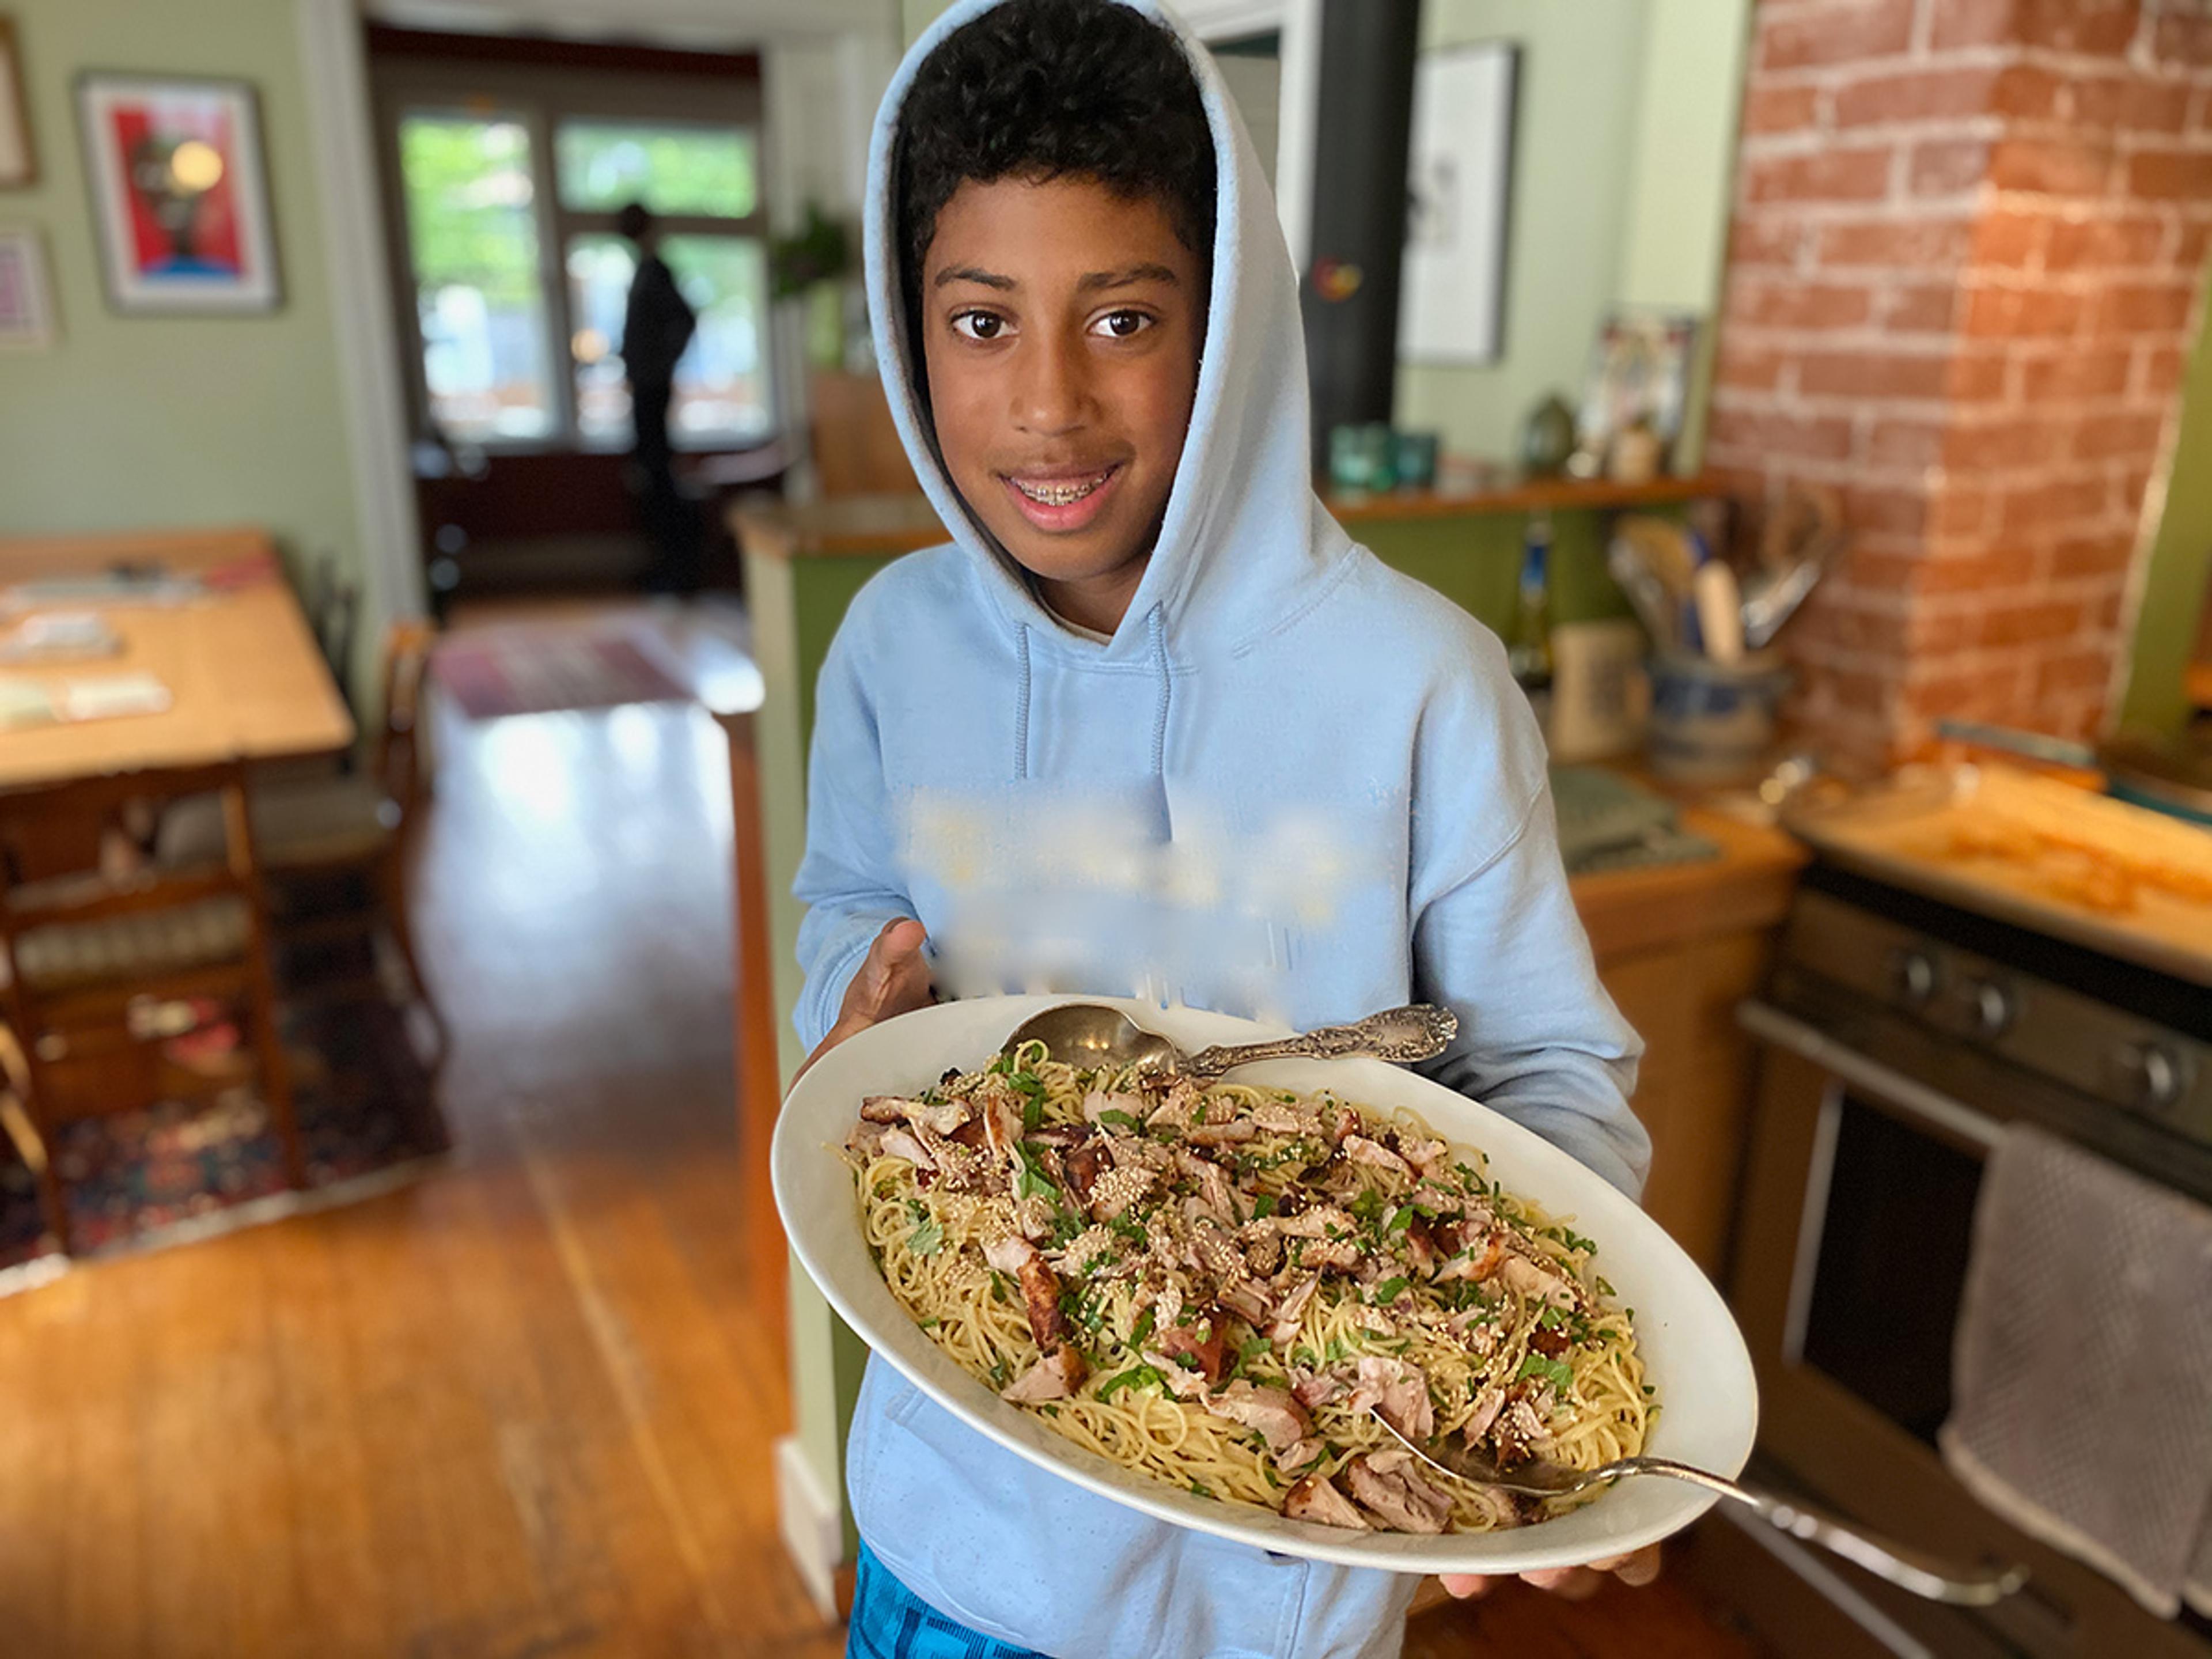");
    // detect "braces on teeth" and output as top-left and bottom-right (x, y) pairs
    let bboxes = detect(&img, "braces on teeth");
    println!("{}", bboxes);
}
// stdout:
(1016, 471), (1109, 506)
